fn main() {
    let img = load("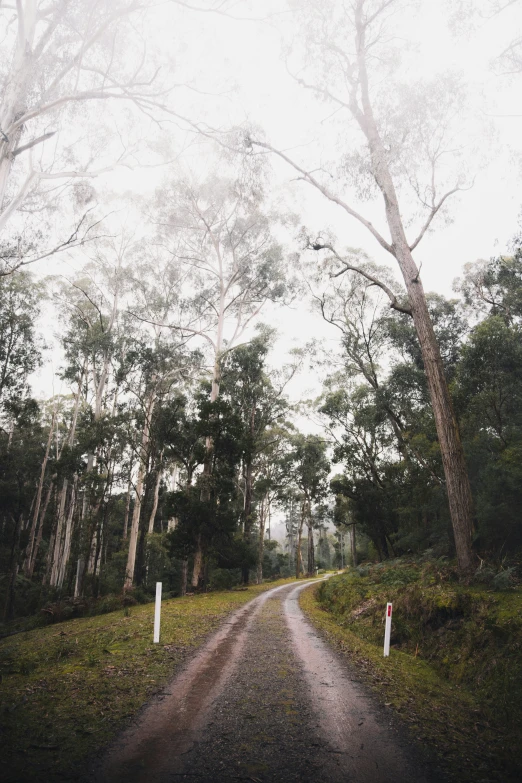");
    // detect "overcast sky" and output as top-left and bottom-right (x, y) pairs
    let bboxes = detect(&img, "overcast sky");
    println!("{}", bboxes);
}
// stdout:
(33, 0), (522, 409)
